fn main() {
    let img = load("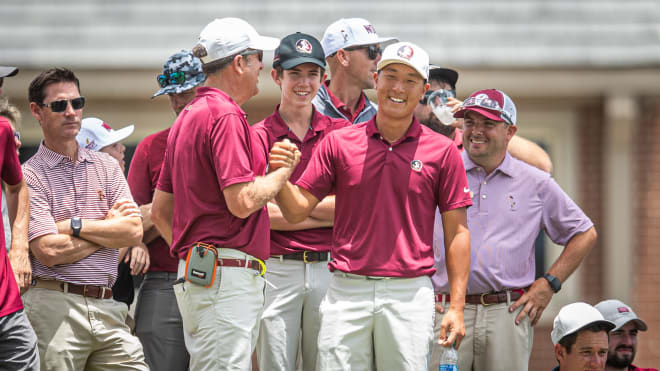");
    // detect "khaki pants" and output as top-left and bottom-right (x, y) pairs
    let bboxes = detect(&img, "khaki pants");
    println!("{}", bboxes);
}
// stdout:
(174, 248), (265, 371)
(257, 257), (331, 371)
(22, 287), (148, 371)
(430, 300), (532, 371)
(317, 273), (435, 371)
